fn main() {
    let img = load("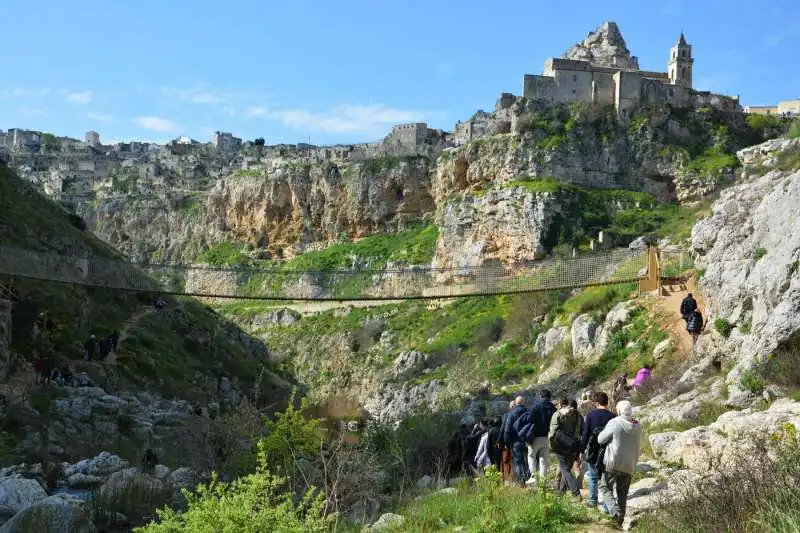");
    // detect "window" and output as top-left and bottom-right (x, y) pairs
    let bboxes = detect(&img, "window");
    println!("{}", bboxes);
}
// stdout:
(572, 88), (576, 94)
